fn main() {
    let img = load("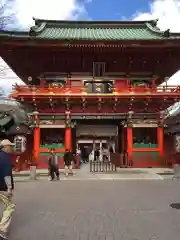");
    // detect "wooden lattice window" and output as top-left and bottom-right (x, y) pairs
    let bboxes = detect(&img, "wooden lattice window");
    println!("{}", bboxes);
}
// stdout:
(93, 62), (106, 77)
